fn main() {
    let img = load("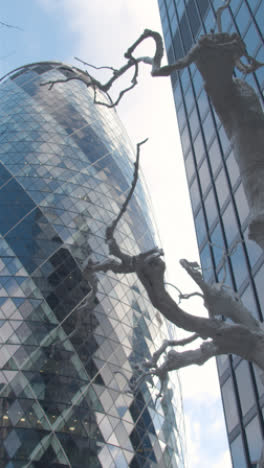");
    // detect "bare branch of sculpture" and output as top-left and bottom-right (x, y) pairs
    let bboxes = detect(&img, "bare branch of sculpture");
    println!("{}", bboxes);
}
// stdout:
(94, 60), (139, 108)
(215, 0), (231, 33)
(143, 333), (200, 369)
(165, 281), (204, 304)
(0, 20), (23, 31)
(74, 56), (119, 73)
(40, 28), (196, 106)
(39, 16), (264, 378)
(155, 341), (221, 377)
(82, 139), (264, 375)
(108, 138), (148, 236)
(132, 338), (220, 401)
